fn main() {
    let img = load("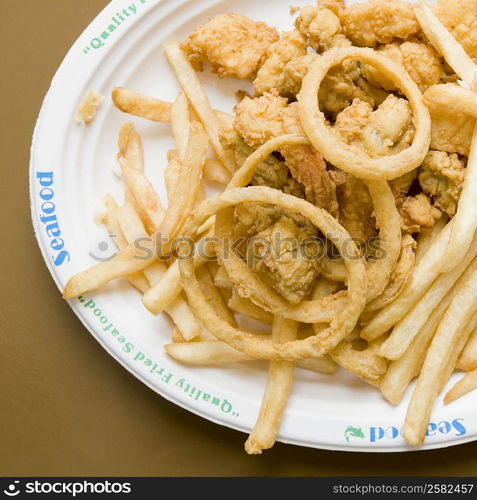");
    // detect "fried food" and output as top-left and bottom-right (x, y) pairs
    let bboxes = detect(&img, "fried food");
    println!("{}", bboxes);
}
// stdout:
(342, 0), (420, 47)
(181, 13), (279, 79)
(64, 0), (477, 453)
(74, 89), (103, 124)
